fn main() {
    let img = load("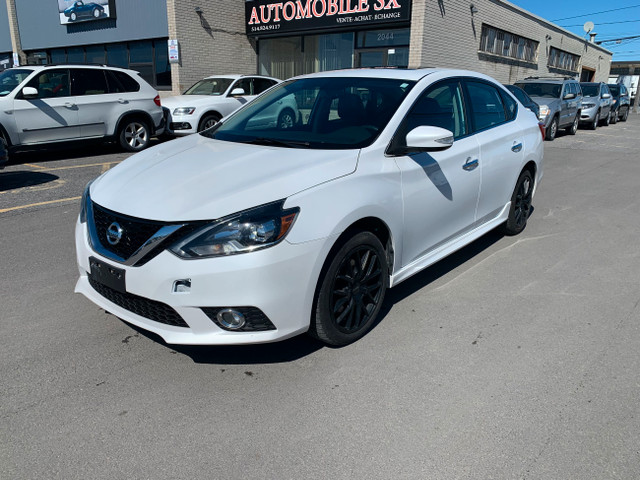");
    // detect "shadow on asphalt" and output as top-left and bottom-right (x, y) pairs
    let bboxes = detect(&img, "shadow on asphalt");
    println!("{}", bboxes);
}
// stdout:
(121, 224), (517, 364)
(0, 170), (60, 191)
